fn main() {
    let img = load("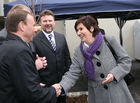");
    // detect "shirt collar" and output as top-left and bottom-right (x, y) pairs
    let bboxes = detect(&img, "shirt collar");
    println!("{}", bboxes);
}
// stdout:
(42, 30), (54, 38)
(84, 42), (89, 48)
